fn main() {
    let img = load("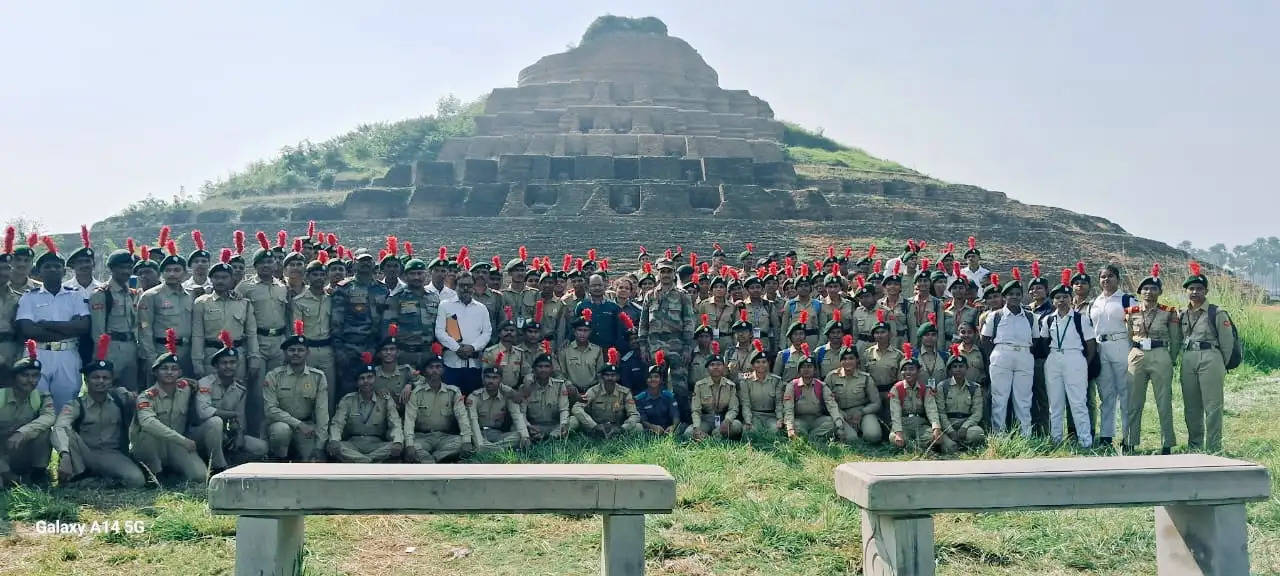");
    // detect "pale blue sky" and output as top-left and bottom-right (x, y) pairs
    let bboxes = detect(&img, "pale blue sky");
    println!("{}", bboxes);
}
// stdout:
(1, 1), (1275, 248)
